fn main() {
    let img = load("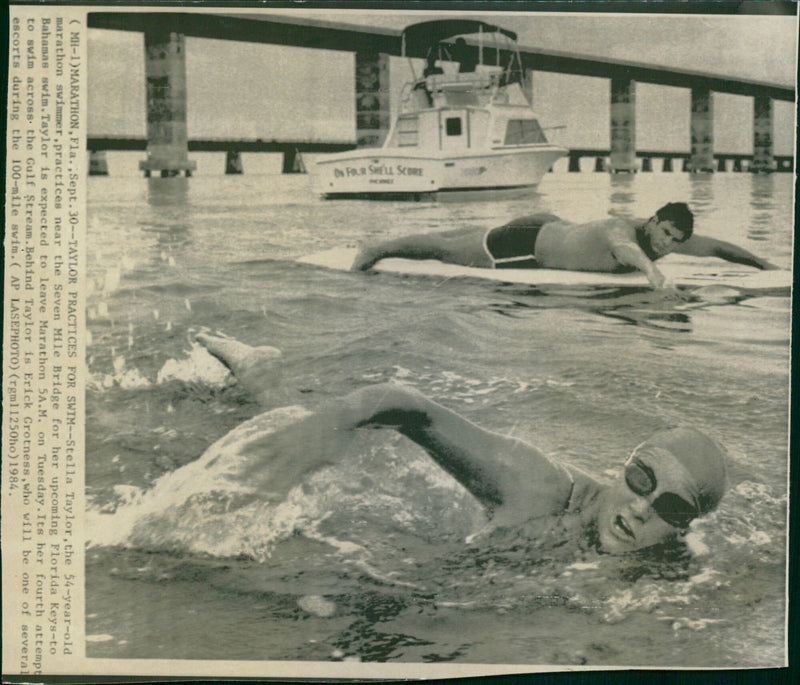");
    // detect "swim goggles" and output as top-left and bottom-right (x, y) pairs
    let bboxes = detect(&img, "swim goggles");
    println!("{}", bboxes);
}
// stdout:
(624, 458), (699, 529)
